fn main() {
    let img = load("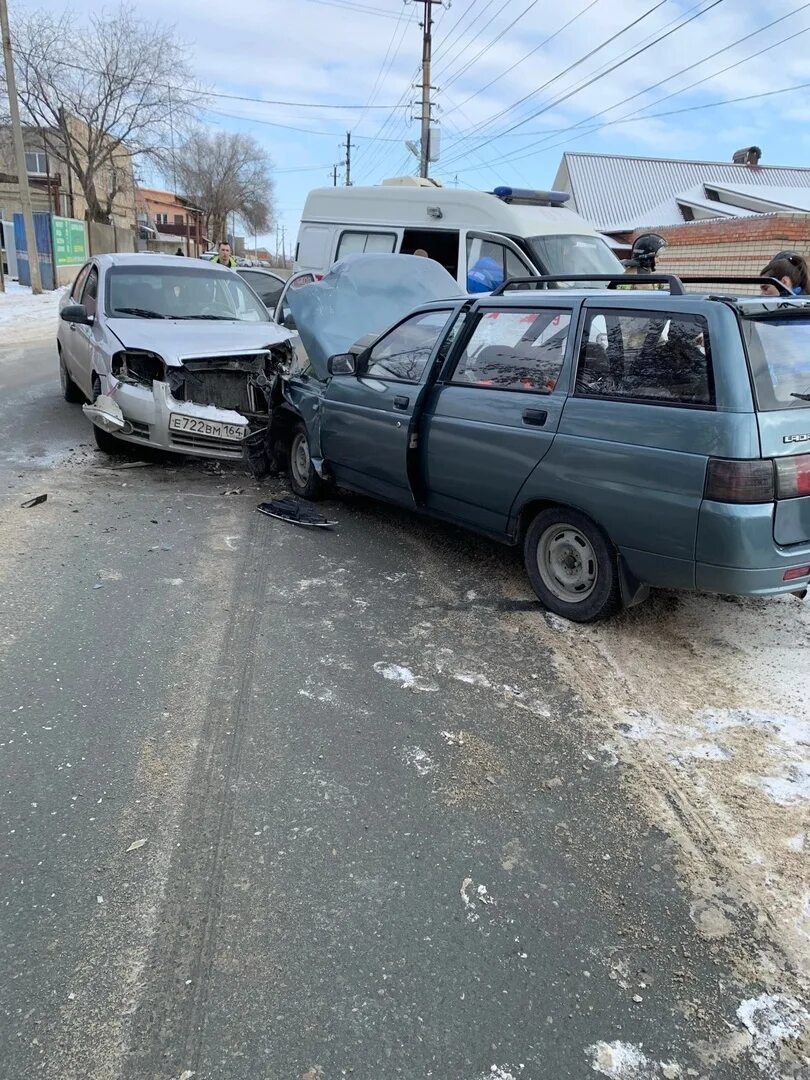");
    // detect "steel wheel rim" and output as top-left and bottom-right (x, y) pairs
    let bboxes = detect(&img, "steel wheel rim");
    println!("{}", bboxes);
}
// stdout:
(291, 432), (311, 488)
(536, 524), (598, 603)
